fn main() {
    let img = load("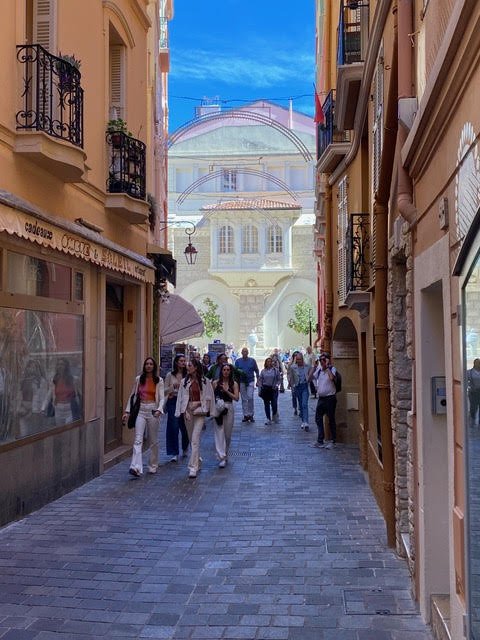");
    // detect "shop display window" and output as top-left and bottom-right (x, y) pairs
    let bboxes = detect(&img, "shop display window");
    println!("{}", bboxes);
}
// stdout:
(0, 309), (83, 443)
(7, 252), (72, 301)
